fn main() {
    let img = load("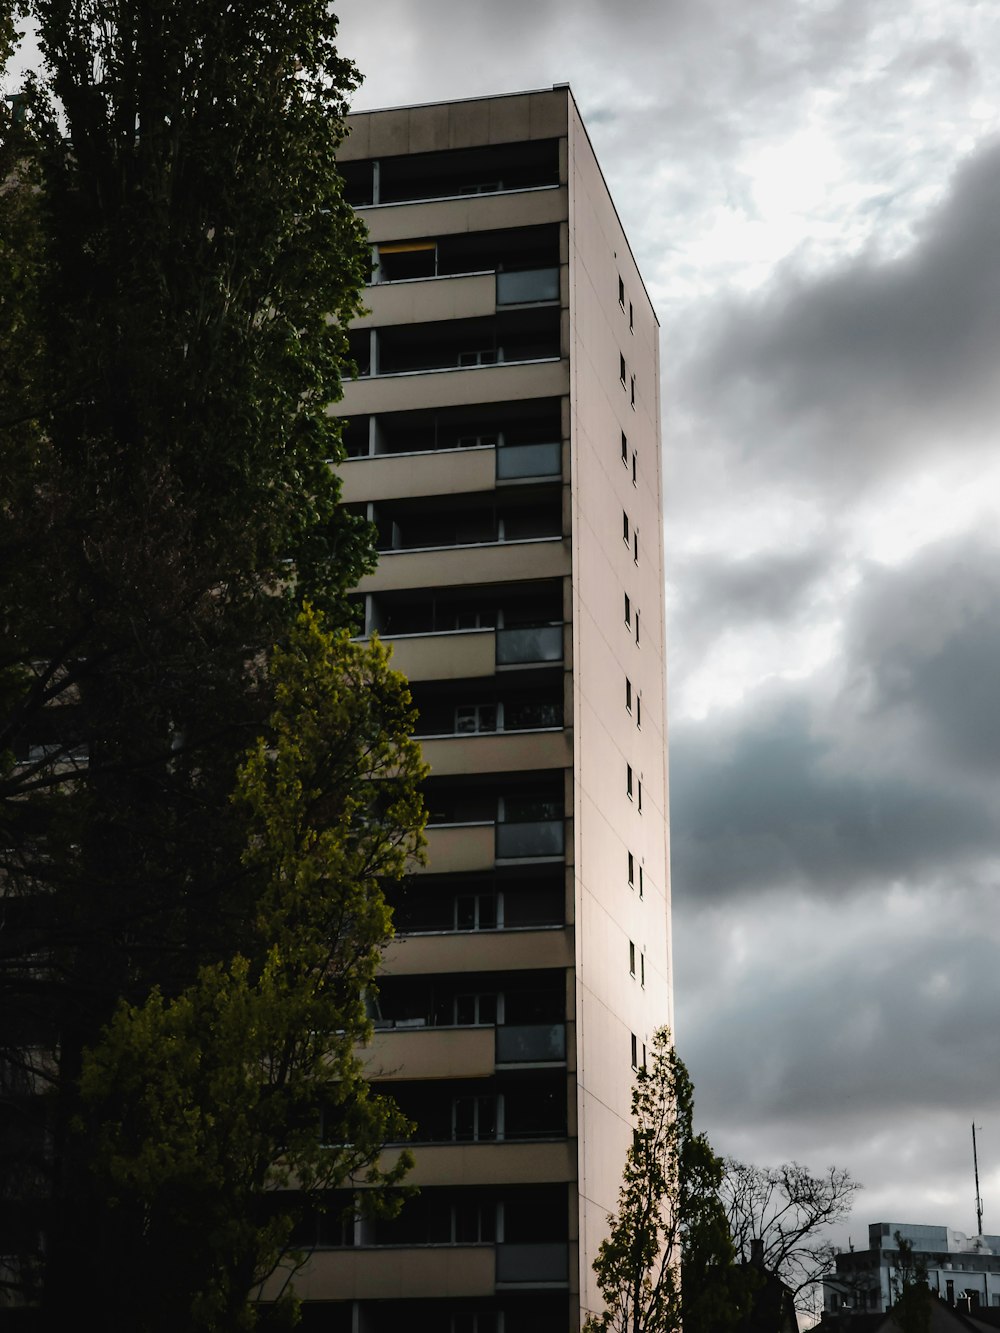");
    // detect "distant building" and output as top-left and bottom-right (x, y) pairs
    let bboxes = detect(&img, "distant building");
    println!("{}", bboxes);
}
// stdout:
(825, 1223), (1000, 1317)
